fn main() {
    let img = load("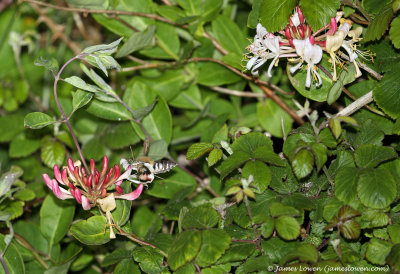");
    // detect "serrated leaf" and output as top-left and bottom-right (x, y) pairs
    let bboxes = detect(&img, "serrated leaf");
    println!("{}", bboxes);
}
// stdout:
(355, 144), (396, 168)
(72, 90), (93, 112)
(70, 216), (110, 245)
(242, 160), (271, 193)
(168, 230), (202, 270)
(133, 246), (164, 273)
(254, 146), (285, 166)
(196, 229), (231, 267)
(41, 140), (65, 168)
(220, 151), (251, 179)
(259, 0), (297, 32)
(357, 168), (397, 209)
(182, 205), (219, 229)
(335, 167), (359, 203)
(375, 72), (400, 120)
(366, 238), (392, 265)
(292, 149), (314, 179)
(208, 148), (223, 166)
(186, 142), (214, 160)
(24, 112), (55, 129)
(275, 216), (300, 240)
(40, 195), (75, 246)
(114, 259), (140, 274)
(365, 3), (393, 41)
(231, 132), (273, 155)
(300, 0), (340, 31)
